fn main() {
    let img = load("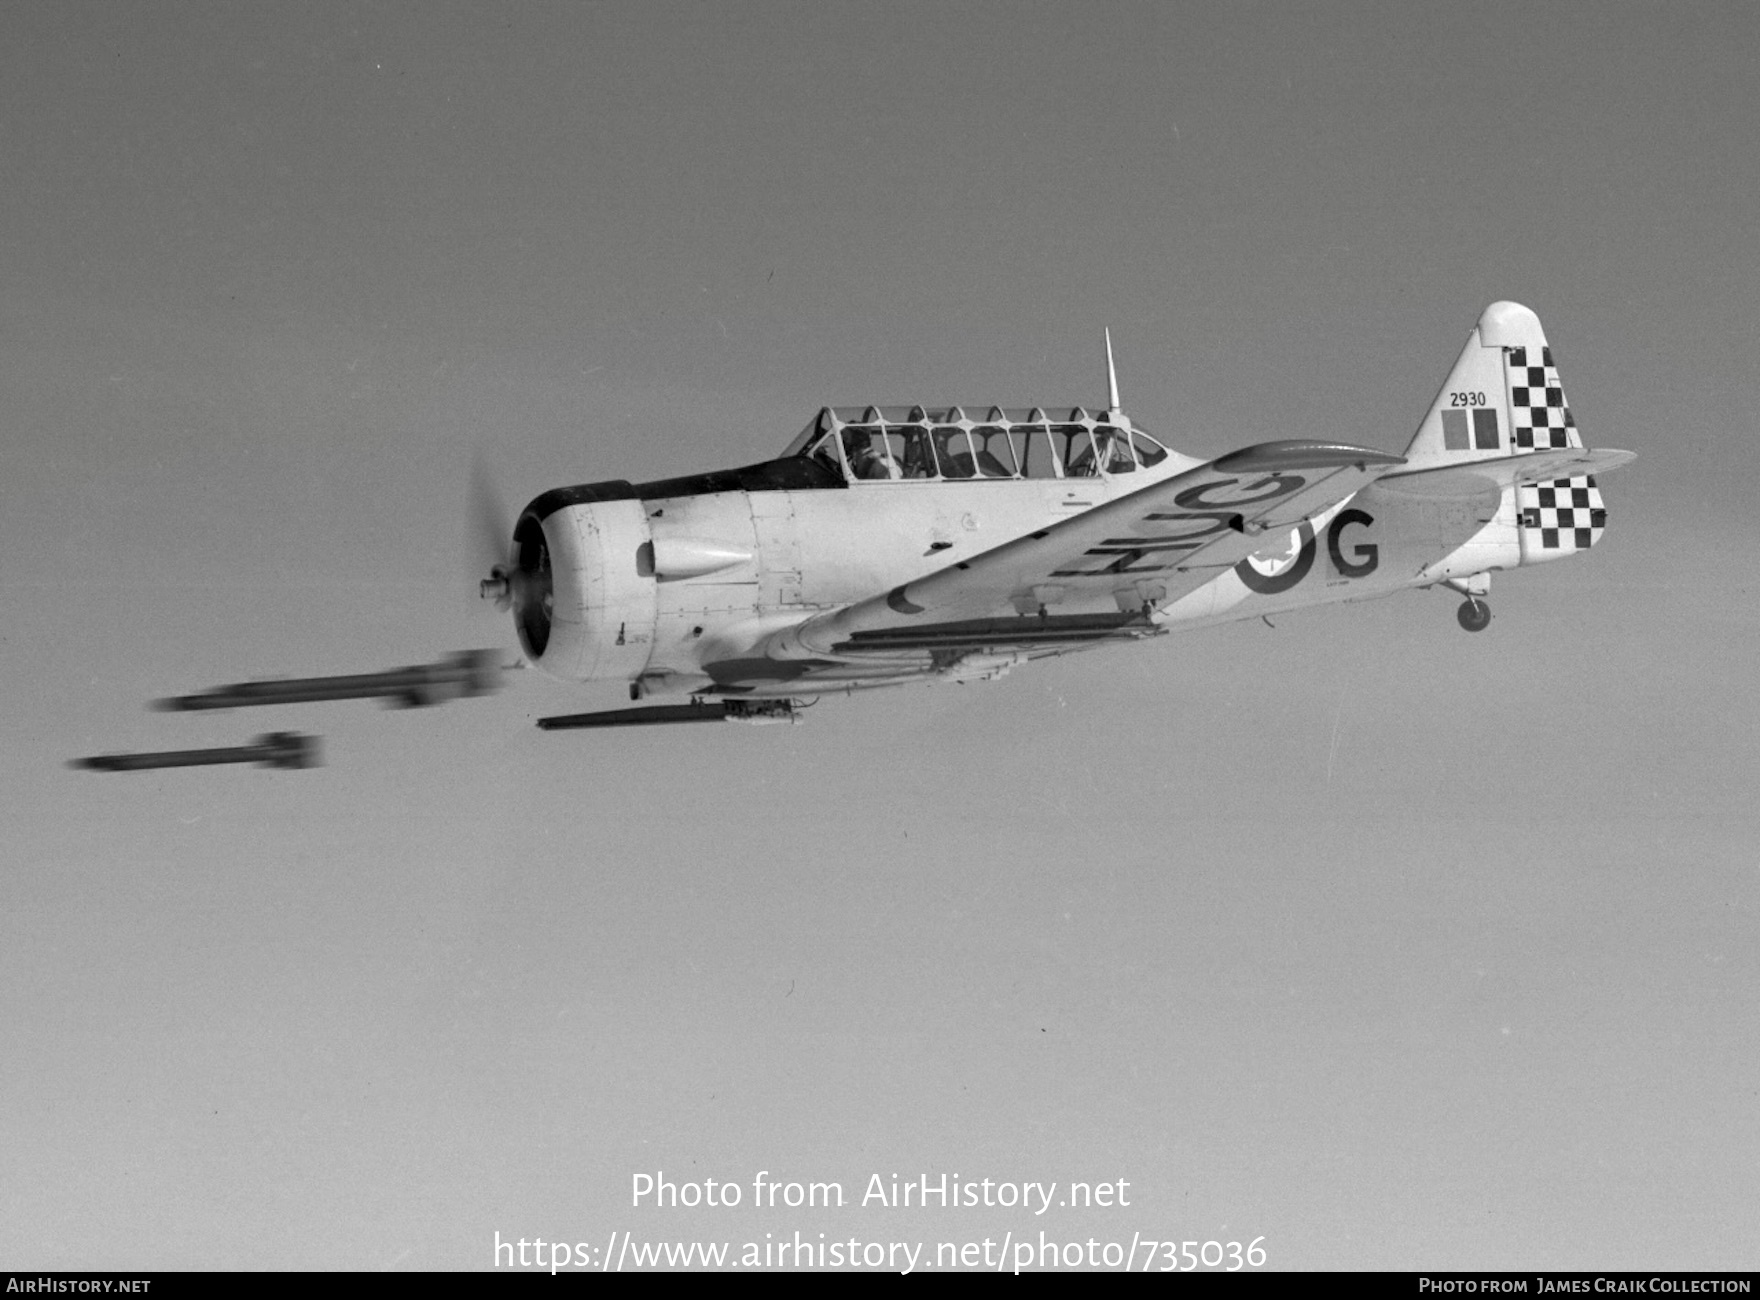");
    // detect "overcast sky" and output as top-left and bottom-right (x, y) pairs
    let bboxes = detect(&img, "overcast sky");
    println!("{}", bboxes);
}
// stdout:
(3, 0), (1756, 1271)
